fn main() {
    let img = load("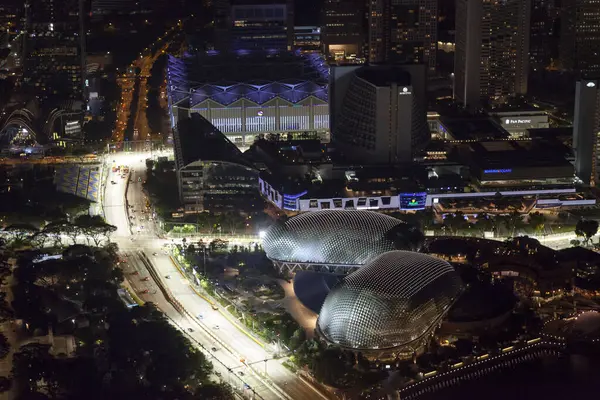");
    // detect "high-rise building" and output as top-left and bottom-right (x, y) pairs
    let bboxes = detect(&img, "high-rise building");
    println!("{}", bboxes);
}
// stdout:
(573, 80), (600, 186)
(454, 0), (531, 108)
(560, 0), (600, 77)
(224, 0), (294, 51)
(367, 0), (437, 73)
(330, 64), (429, 164)
(90, 0), (136, 15)
(530, 0), (559, 70)
(321, 0), (365, 61)
(23, 0), (86, 107)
